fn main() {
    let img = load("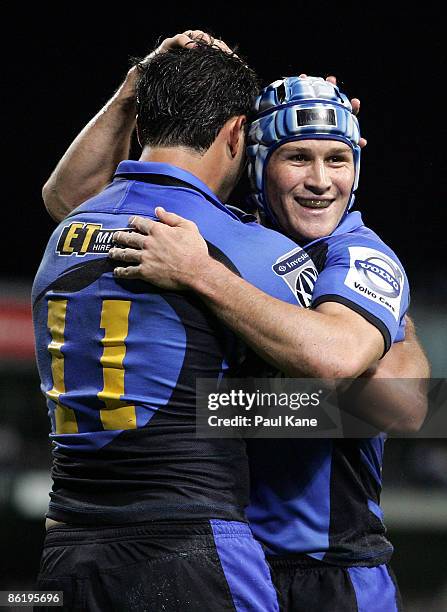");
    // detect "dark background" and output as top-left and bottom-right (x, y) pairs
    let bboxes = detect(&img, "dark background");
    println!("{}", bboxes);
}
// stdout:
(1, 4), (447, 610)
(5, 4), (446, 289)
